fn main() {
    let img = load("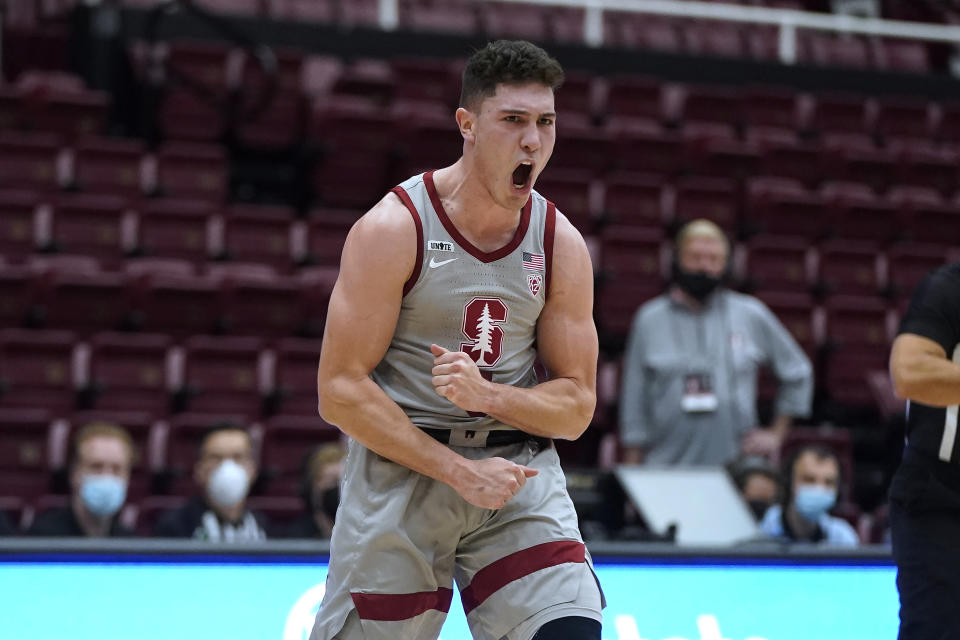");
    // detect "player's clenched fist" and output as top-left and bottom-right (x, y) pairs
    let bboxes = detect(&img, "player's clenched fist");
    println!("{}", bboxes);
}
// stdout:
(450, 456), (538, 510)
(430, 343), (491, 413)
